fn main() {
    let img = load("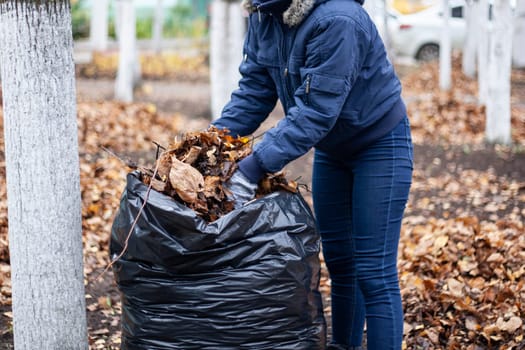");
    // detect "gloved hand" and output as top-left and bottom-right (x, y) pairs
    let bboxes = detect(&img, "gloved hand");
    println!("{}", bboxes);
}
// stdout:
(225, 170), (258, 209)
